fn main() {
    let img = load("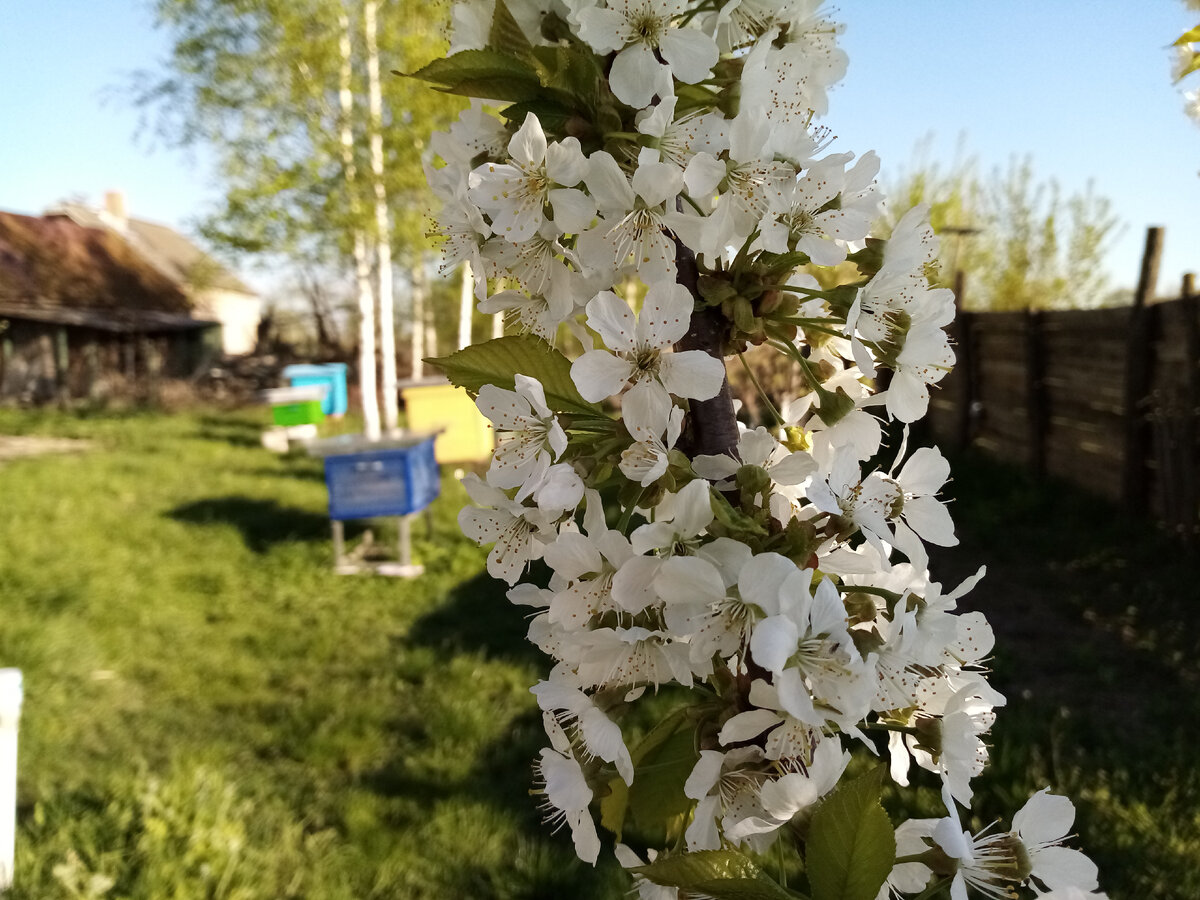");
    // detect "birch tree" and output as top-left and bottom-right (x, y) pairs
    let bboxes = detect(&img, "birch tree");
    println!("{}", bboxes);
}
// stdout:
(137, 0), (461, 410)
(339, 4), (381, 439)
